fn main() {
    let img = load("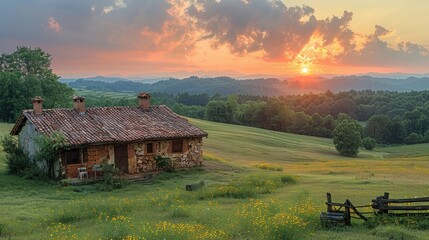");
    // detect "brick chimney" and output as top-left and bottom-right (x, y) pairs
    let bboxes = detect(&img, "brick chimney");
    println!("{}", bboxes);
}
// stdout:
(138, 93), (151, 110)
(32, 96), (44, 115)
(73, 96), (85, 114)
